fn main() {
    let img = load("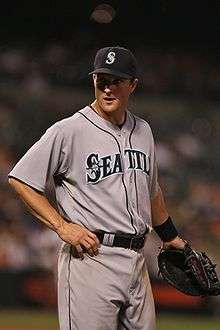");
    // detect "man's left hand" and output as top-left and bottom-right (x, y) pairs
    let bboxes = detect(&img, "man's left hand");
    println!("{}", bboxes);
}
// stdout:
(163, 236), (186, 250)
